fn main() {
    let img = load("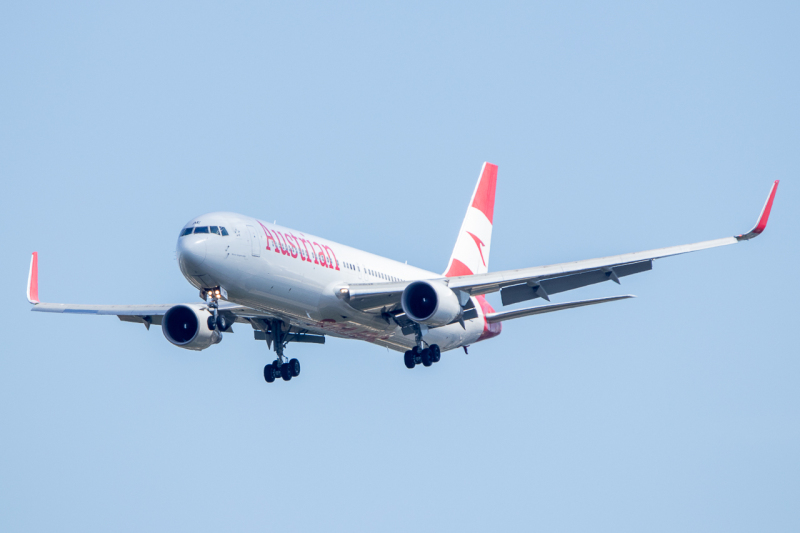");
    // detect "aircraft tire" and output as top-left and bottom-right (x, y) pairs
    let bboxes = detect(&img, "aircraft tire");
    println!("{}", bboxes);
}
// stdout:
(430, 344), (441, 363)
(421, 348), (433, 367)
(280, 363), (292, 381)
(264, 364), (276, 383)
(216, 315), (228, 331)
(289, 358), (301, 377)
(404, 350), (415, 369)
(207, 316), (216, 330)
